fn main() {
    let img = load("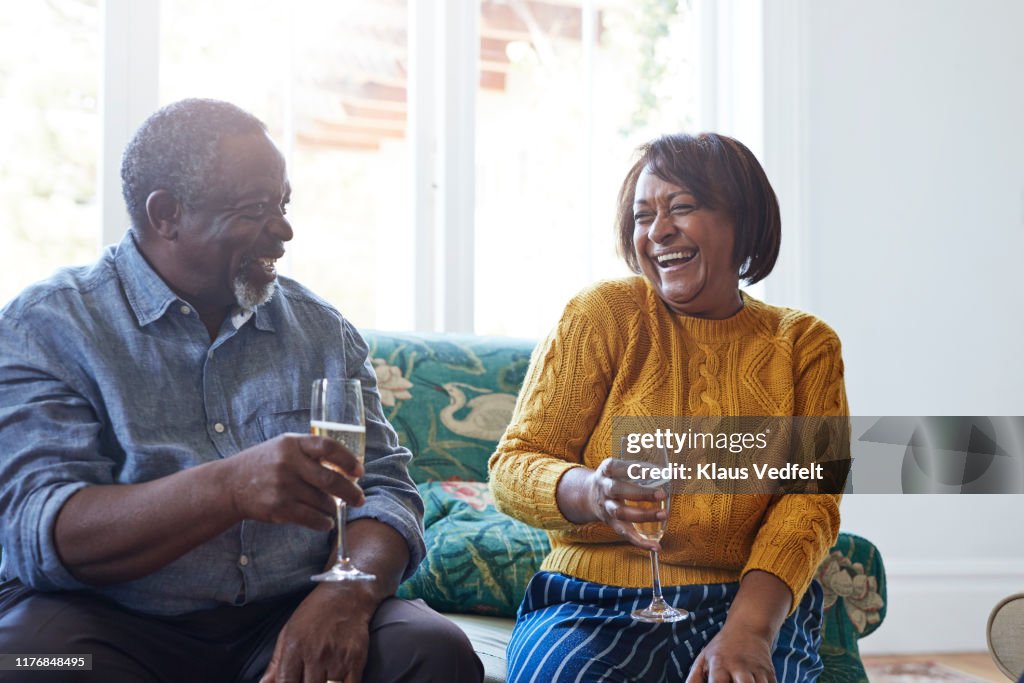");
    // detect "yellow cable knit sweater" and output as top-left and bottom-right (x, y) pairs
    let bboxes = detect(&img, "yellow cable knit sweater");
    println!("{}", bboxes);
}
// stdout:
(489, 276), (848, 608)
